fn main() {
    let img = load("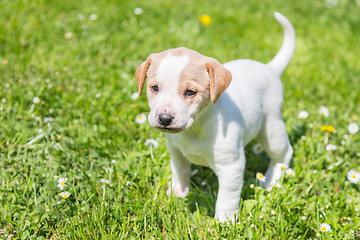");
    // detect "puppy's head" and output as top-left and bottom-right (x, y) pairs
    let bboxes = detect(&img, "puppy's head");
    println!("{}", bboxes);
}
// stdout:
(135, 47), (232, 133)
